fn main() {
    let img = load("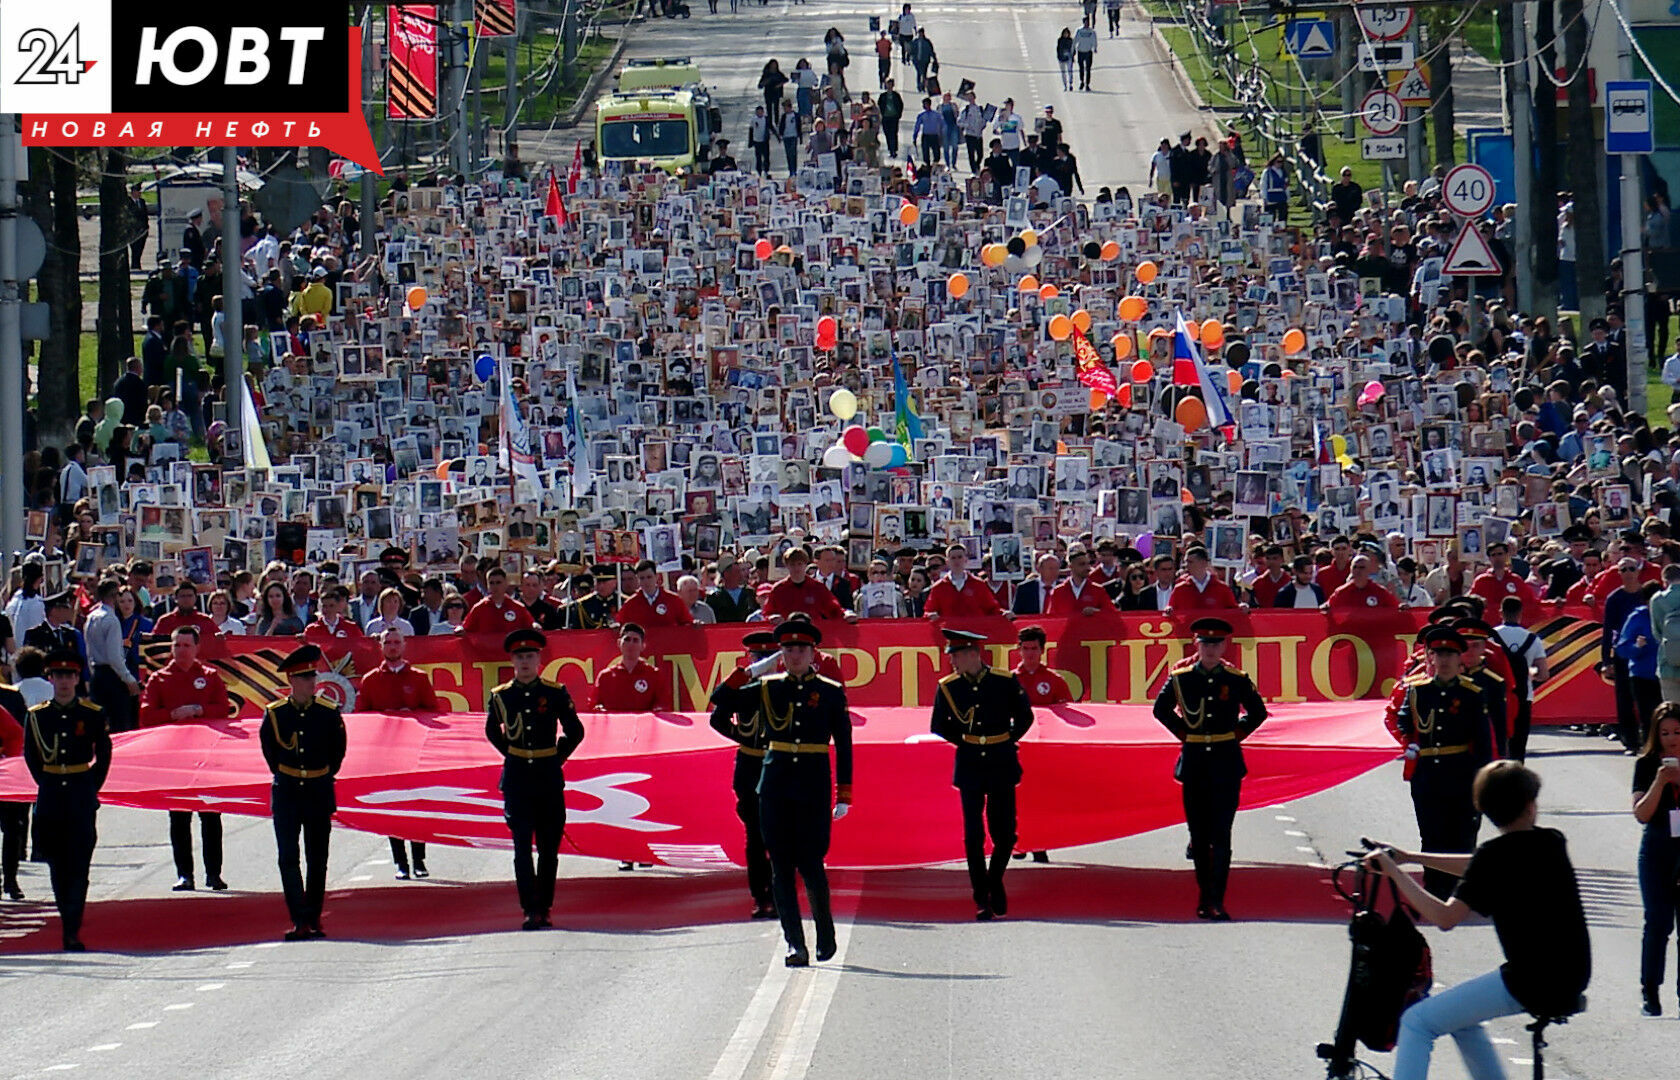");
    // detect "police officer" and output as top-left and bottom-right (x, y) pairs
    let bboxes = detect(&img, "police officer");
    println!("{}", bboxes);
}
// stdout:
(260, 644), (348, 941)
(1151, 618), (1267, 921)
(751, 620), (853, 967)
(23, 649), (112, 951)
(709, 630), (781, 919)
(1392, 626), (1495, 899)
(485, 627), (585, 930)
(559, 567), (622, 630)
(930, 628), (1034, 920)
